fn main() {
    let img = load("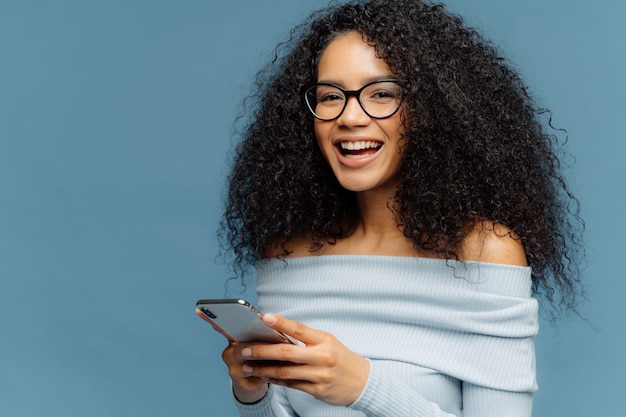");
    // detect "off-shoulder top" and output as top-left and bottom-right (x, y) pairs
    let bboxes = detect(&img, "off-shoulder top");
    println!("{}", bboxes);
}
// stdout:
(235, 255), (538, 417)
